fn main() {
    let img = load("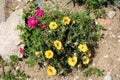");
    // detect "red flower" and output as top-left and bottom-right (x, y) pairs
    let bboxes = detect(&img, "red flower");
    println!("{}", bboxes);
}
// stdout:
(27, 17), (38, 29)
(55, 15), (59, 19)
(20, 48), (25, 54)
(40, 24), (47, 30)
(35, 9), (44, 18)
